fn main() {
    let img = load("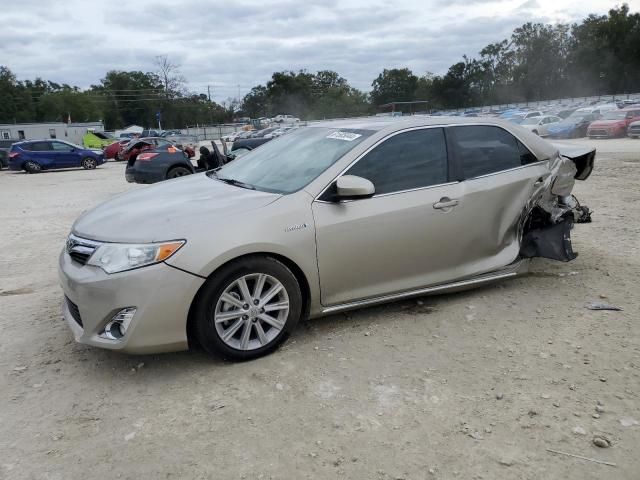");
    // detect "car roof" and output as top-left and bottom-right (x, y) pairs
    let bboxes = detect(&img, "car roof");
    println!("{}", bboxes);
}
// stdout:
(308, 115), (557, 160)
